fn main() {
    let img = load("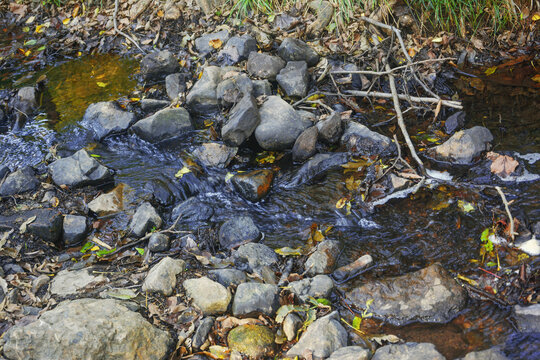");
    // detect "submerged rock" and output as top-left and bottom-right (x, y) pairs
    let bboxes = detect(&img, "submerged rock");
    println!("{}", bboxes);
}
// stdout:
(278, 38), (320, 67)
(132, 107), (192, 143)
(129, 202), (162, 237)
(276, 61), (309, 97)
(341, 121), (396, 156)
(292, 126), (318, 162)
(171, 197), (214, 227)
(231, 169), (274, 202)
(227, 324), (274, 359)
(346, 263), (467, 326)
(48, 149), (113, 188)
(0, 167), (39, 196)
(222, 94), (260, 147)
(247, 52), (286, 80)
(287, 153), (348, 187)
(195, 30), (230, 55)
(232, 282), (279, 316)
(218, 34), (257, 64)
(219, 216), (260, 249)
(513, 303), (540, 332)
(82, 101), (137, 140)
(50, 268), (107, 296)
(193, 143), (237, 168)
(142, 257), (185, 295)
(140, 50), (179, 81)
(372, 342), (445, 360)
(431, 126), (493, 164)
(183, 276), (231, 315)
(186, 66), (222, 115)
(1, 298), (173, 360)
